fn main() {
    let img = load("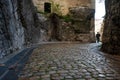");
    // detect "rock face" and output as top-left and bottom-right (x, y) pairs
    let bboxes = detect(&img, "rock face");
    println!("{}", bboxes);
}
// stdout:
(32, 0), (96, 42)
(37, 13), (49, 41)
(50, 7), (95, 42)
(102, 0), (120, 54)
(0, 0), (41, 58)
(70, 7), (95, 42)
(36, 6), (95, 42)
